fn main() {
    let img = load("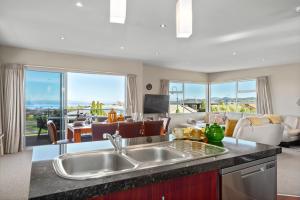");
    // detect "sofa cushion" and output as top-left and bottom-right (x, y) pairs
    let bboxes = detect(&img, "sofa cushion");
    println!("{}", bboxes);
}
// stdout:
(224, 119), (238, 137)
